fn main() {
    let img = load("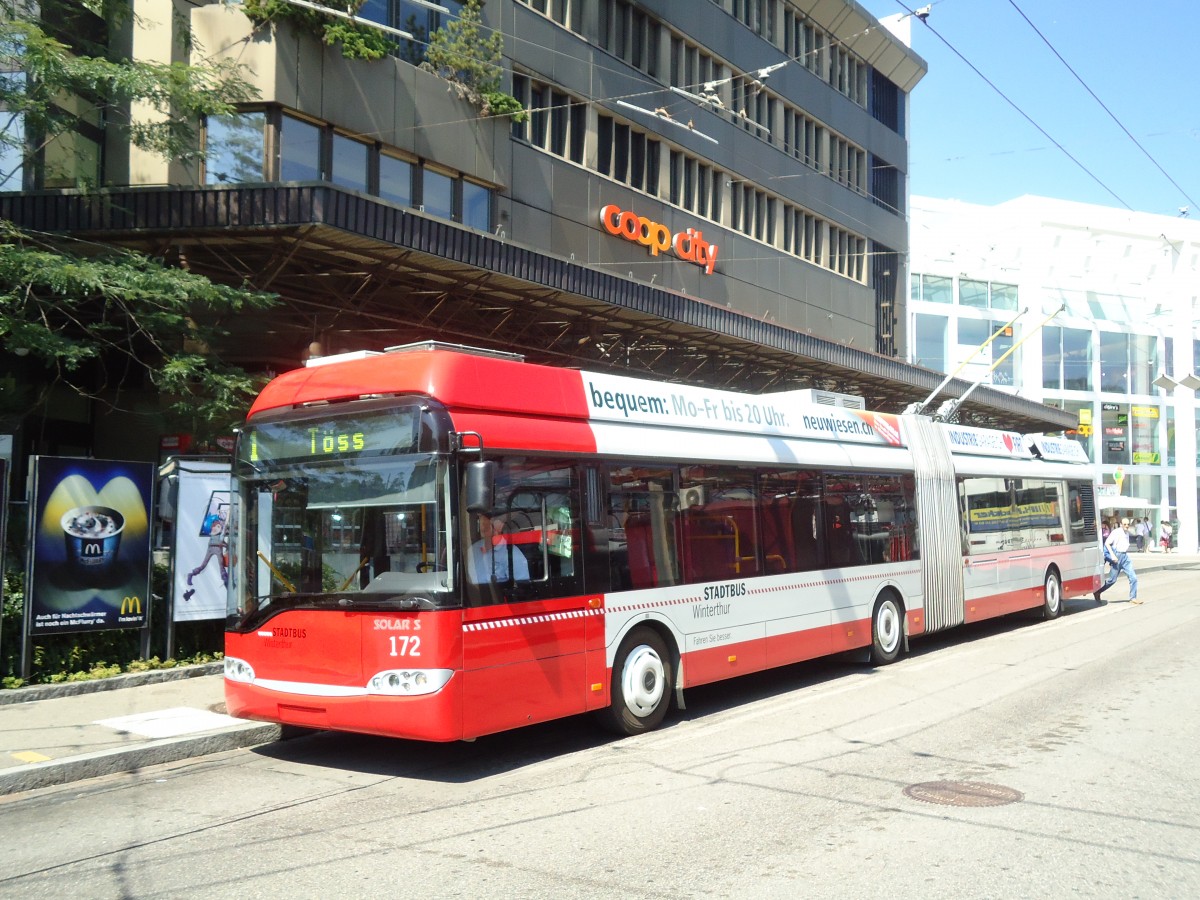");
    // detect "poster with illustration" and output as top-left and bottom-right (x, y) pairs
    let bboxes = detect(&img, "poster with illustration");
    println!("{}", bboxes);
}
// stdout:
(171, 461), (232, 622)
(27, 457), (154, 634)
